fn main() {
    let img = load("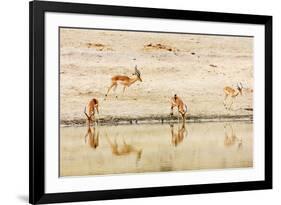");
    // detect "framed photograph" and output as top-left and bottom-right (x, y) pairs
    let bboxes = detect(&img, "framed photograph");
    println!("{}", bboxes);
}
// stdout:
(29, 0), (272, 204)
